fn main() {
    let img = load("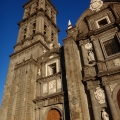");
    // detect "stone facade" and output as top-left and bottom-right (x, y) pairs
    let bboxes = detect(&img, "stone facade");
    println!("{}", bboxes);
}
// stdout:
(0, 0), (120, 120)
